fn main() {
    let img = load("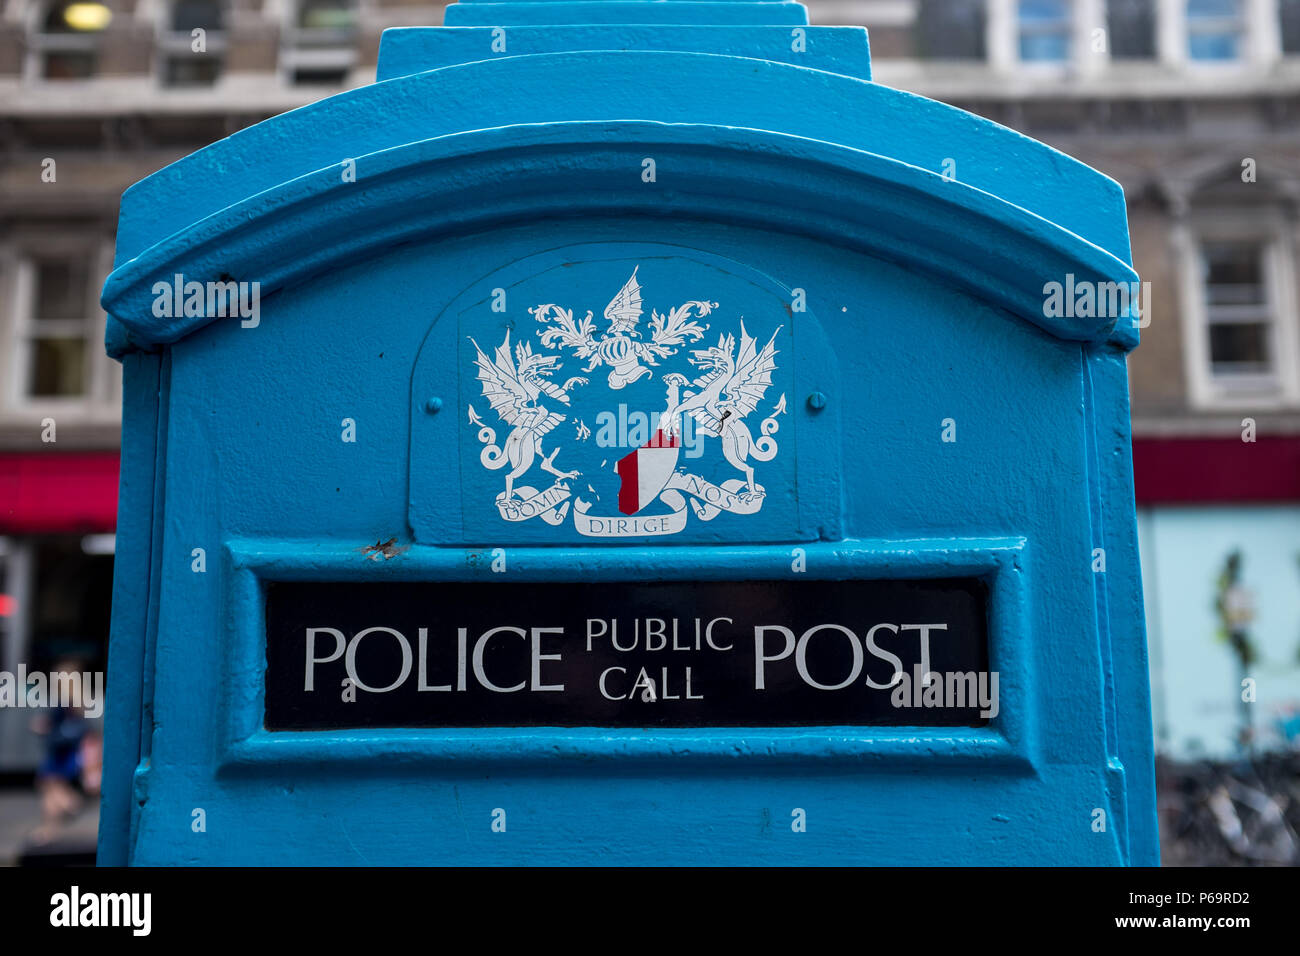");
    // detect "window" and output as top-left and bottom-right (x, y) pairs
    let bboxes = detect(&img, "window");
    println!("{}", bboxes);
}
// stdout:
(1106, 0), (1156, 59)
(160, 0), (226, 87)
(297, 0), (357, 31)
(1018, 0), (1071, 62)
(6, 249), (116, 413)
(1198, 240), (1280, 390)
(25, 258), (91, 397)
(29, 1), (111, 80)
(283, 0), (358, 86)
(1280, 0), (1300, 54)
(1187, 0), (1243, 61)
(915, 0), (987, 60)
